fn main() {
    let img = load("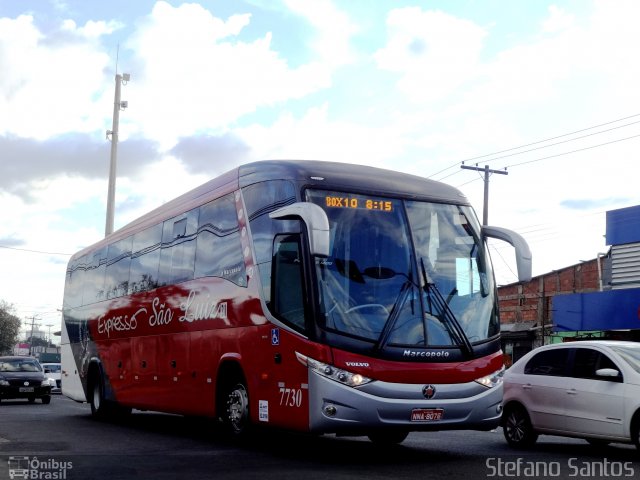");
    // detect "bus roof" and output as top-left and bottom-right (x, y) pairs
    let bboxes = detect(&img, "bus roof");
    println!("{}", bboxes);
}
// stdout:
(238, 160), (468, 205)
(70, 160), (469, 260)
